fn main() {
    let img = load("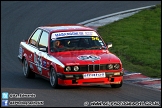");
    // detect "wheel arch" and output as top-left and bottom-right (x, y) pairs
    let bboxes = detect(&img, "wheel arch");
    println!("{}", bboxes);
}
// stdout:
(22, 53), (28, 63)
(50, 62), (58, 72)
